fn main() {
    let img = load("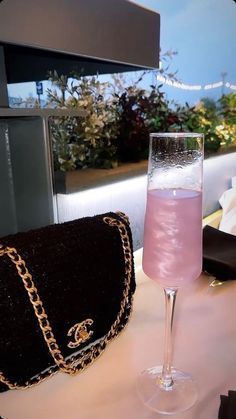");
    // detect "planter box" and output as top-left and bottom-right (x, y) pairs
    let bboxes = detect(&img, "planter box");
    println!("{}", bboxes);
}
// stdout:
(54, 160), (148, 194)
